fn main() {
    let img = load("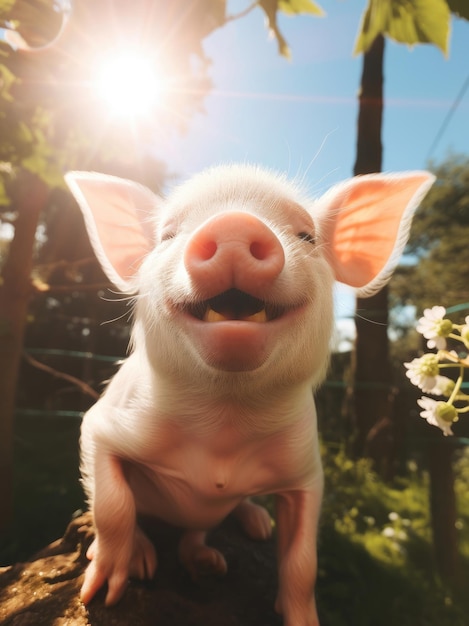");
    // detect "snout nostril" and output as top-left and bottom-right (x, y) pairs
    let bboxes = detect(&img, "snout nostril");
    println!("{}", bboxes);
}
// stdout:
(196, 240), (218, 261)
(250, 241), (268, 261)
